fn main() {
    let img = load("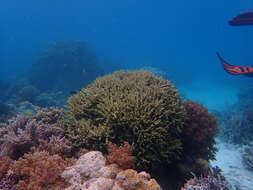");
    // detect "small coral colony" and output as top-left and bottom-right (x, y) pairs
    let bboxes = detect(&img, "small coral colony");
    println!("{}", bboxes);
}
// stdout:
(0, 41), (231, 190)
